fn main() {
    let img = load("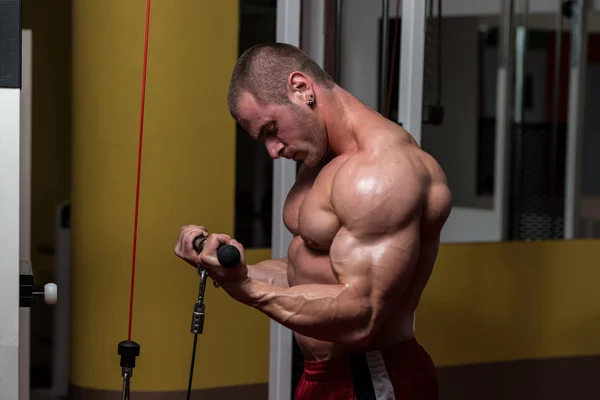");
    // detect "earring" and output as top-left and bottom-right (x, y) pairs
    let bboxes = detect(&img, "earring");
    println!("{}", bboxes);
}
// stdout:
(308, 95), (314, 107)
